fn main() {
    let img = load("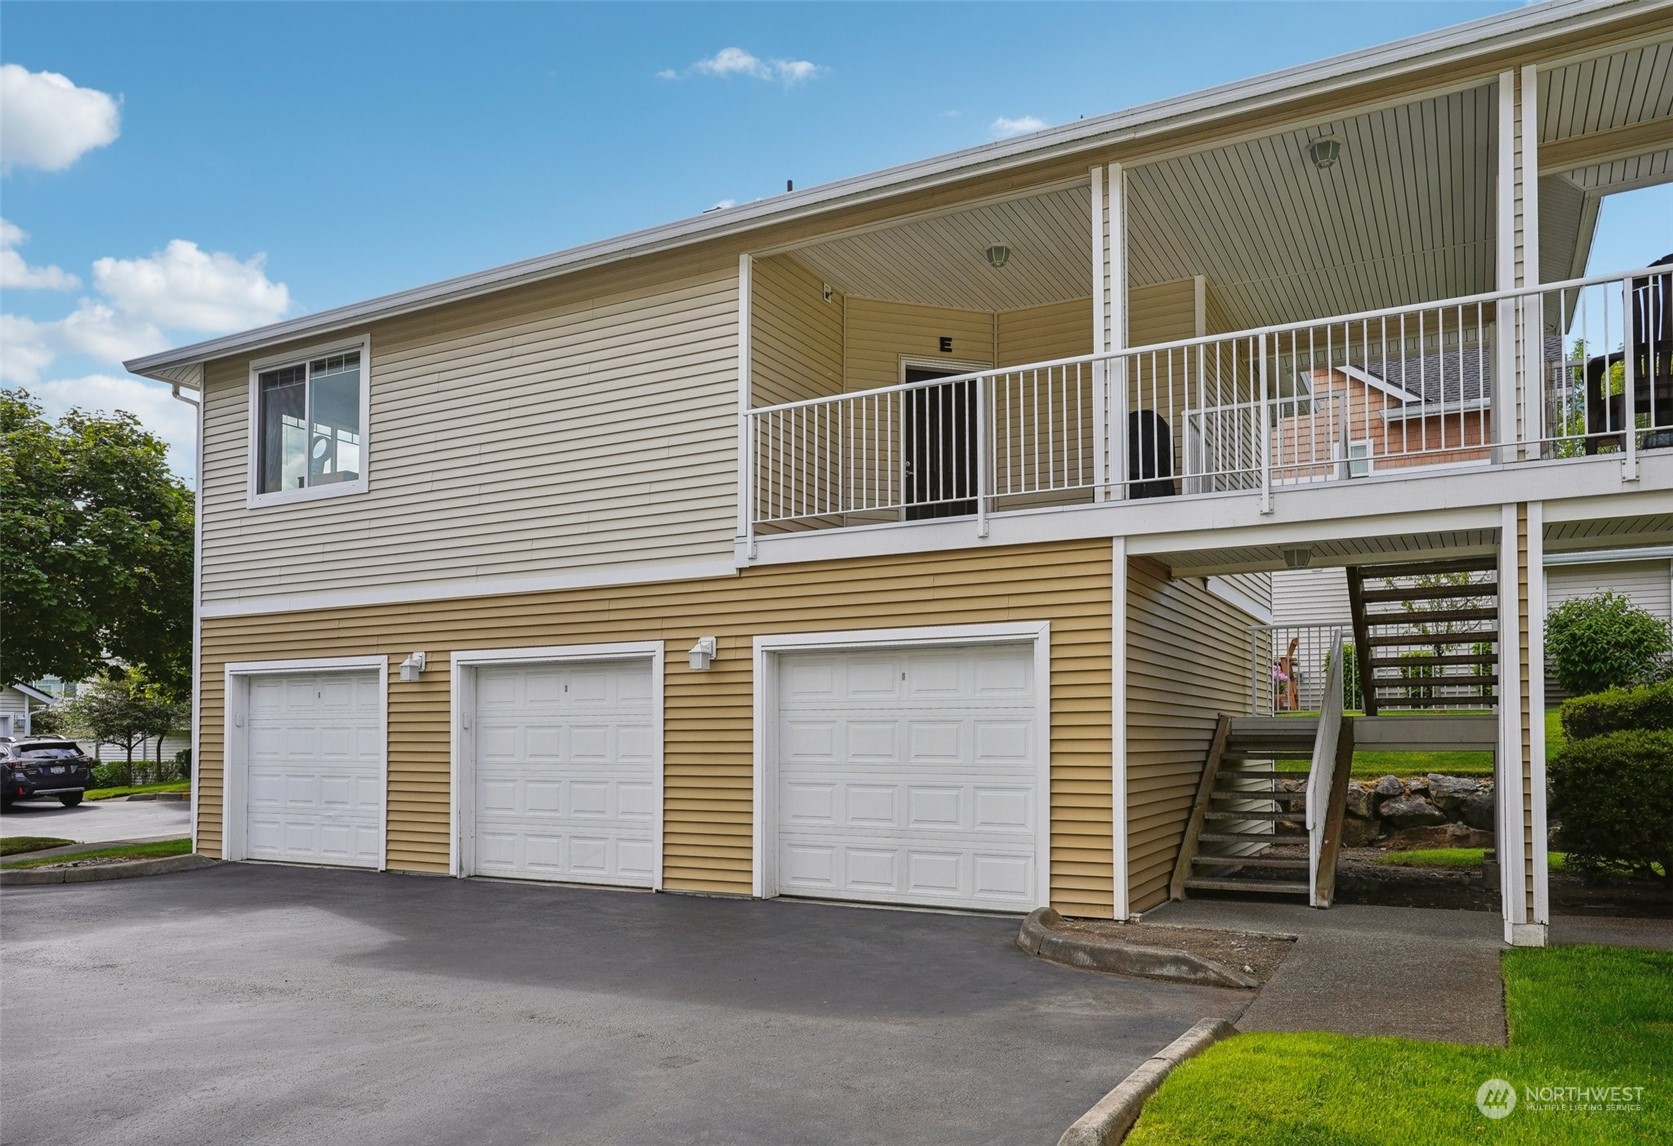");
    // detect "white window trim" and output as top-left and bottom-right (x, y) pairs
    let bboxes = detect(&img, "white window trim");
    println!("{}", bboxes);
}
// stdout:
(751, 621), (1052, 910)
(1335, 437), (1375, 479)
(222, 655), (389, 868)
(246, 333), (372, 508)
(448, 642), (665, 888)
